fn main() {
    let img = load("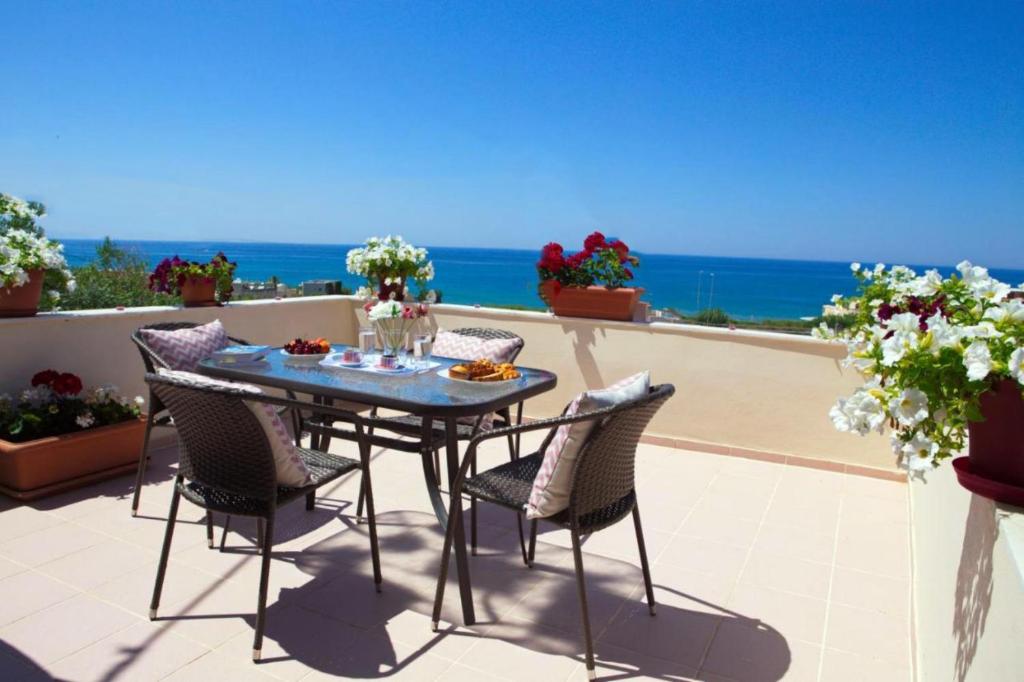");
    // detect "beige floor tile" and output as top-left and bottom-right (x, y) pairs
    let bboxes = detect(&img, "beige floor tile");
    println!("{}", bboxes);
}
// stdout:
(727, 583), (828, 645)
(456, 619), (582, 682)
(371, 607), (485, 662)
(819, 646), (912, 682)
(598, 596), (721, 669)
(155, 575), (264, 649)
(162, 649), (281, 681)
(91, 560), (229, 619)
(0, 521), (108, 568)
(830, 567), (910, 620)
(588, 642), (701, 680)
(840, 493), (908, 528)
(718, 456), (787, 482)
(738, 551), (833, 600)
(777, 467), (845, 497)
(38, 538), (156, 591)
(0, 647), (52, 681)
(0, 505), (63, 544)
(834, 520), (909, 579)
(841, 475), (907, 502)
(0, 570), (79, 628)
(0, 555), (26, 580)
(434, 662), (509, 681)
(700, 619), (819, 682)
(44, 620), (207, 682)
(302, 630), (456, 681)
(752, 522), (836, 565)
(657, 535), (750, 582)
(0, 593), (138, 664)
(676, 507), (761, 547)
(824, 603), (910, 665)
(763, 494), (841, 536)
